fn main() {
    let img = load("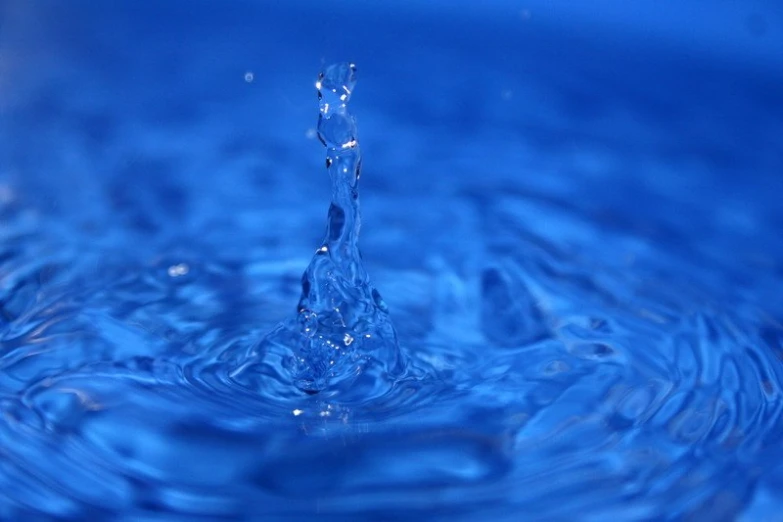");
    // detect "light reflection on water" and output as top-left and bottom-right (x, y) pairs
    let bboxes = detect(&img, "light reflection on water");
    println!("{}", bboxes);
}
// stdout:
(1, 1), (783, 520)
